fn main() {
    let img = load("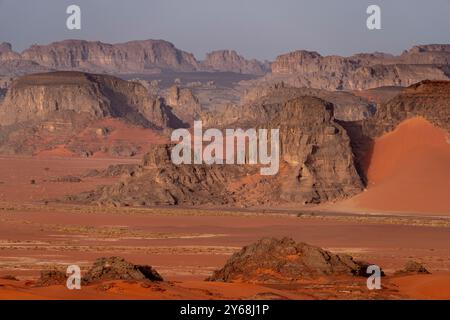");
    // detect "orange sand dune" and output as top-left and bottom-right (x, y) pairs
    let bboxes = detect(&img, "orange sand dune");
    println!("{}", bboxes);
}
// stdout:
(346, 117), (450, 215)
